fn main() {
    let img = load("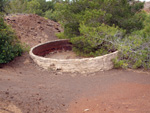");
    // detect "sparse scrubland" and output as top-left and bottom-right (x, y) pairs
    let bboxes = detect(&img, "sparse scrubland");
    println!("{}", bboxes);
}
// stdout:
(0, 0), (150, 69)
